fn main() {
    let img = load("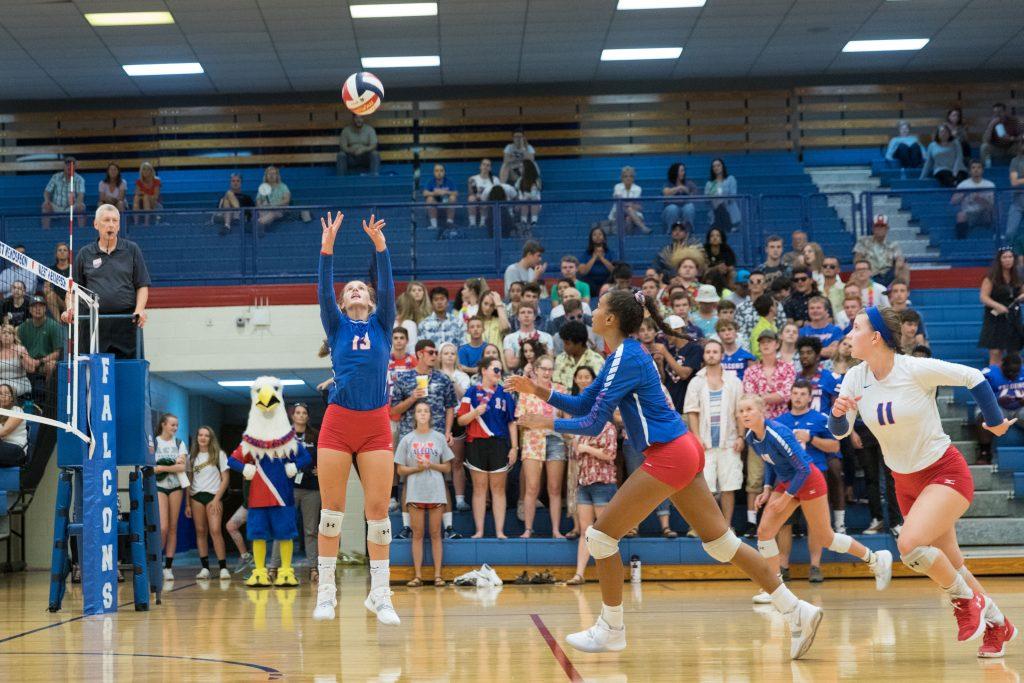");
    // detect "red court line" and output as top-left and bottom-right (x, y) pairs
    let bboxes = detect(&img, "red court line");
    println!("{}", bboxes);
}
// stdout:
(530, 613), (583, 683)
